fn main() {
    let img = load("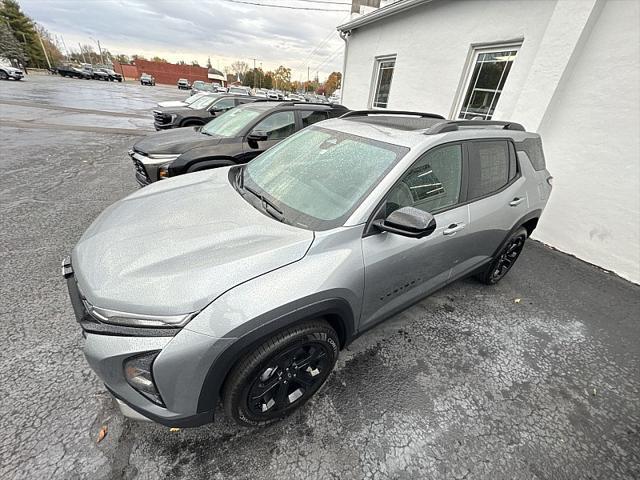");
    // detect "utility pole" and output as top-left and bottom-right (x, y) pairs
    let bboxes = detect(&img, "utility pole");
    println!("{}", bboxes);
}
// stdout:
(79, 43), (87, 63)
(96, 39), (104, 65)
(251, 58), (256, 88)
(61, 36), (71, 62)
(35, 28), (52, 69)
